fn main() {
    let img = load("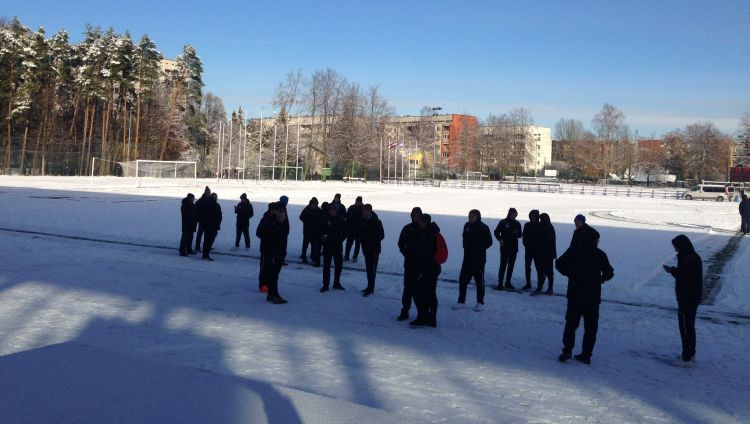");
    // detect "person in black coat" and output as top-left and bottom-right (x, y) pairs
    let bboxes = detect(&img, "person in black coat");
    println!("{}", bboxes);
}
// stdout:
(179, 193), (196, 256)
(344, 196), (364, 262)
(234, 193), (254, 248)
(664, 234), (703, 365)
(278, 195), (290, 265)
(556, 231), (614, 364)
(569, 214), (599, 249)
(455, 209), (493, 310)
(532, 212), (557, 295)
(397, 207), (423, 321)
(412, 214), (441, 327)
(323, 193), (347, 218)
(494, 207), (522, 290)
(201, 192), (222, 261)
(358, 204), (385, 296)
(256, 203), (274, 292)
(320, 205), (346, 292)
(256, 202), (288, 304)
(522, 209), (544, 291)
(740, 194), (750, 235)
(299, 197), (323, 266)
(194, 186), (211, 252)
